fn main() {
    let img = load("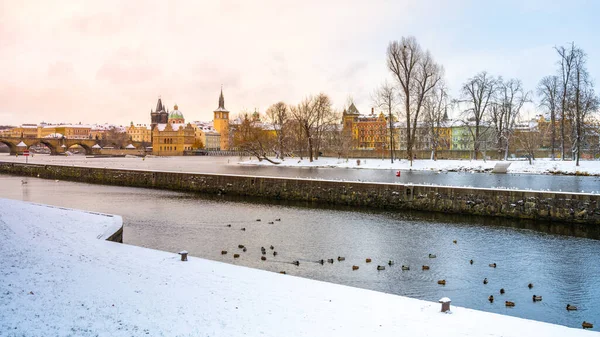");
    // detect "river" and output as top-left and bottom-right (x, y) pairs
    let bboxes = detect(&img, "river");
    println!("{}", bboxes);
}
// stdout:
(2, 154), (600, 193)
(1, 173), (599, 330)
